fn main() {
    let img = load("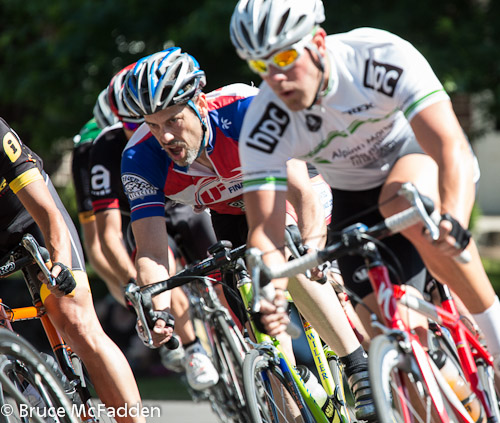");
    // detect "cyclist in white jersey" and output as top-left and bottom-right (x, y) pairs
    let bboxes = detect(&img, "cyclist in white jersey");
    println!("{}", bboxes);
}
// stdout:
(230, 0), (500, 375)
